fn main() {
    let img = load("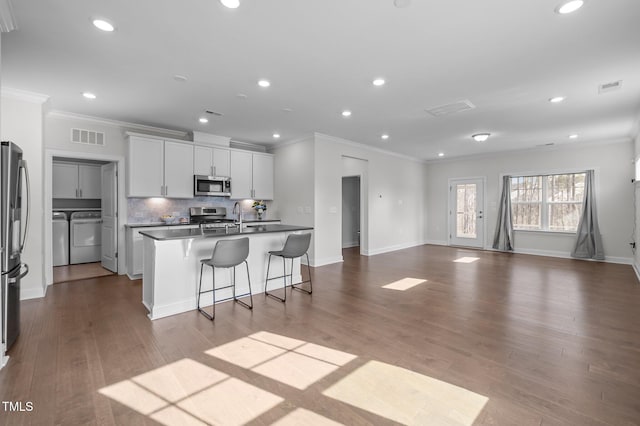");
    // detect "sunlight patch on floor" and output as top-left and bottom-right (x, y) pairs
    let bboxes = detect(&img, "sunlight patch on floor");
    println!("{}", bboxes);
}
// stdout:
(99, 359), (283, 426)
(323, 360), (488, 426)
(206, 331), (357, 390)
(382, 278), (427, 291)
(271, 408), (344, 425)
(453, 257), (480, 263)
